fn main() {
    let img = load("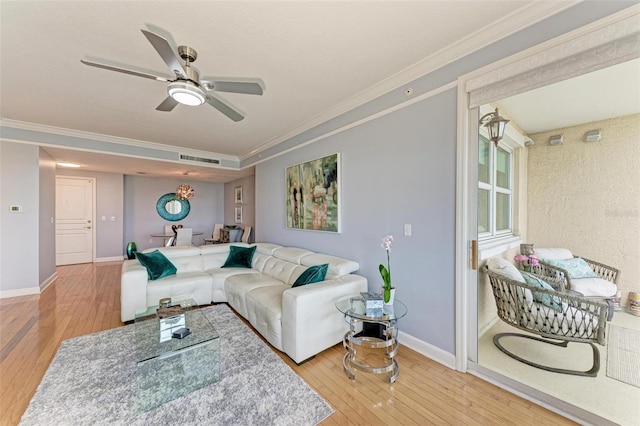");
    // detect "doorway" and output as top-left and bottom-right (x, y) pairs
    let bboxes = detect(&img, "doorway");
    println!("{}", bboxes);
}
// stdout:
(55, 177), (95, 265)
(455, 8), (640, 424)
